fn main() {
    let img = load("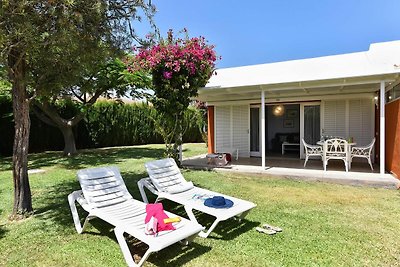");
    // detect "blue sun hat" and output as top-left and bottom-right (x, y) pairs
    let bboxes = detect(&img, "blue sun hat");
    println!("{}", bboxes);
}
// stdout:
(204, 196), (234, 209)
